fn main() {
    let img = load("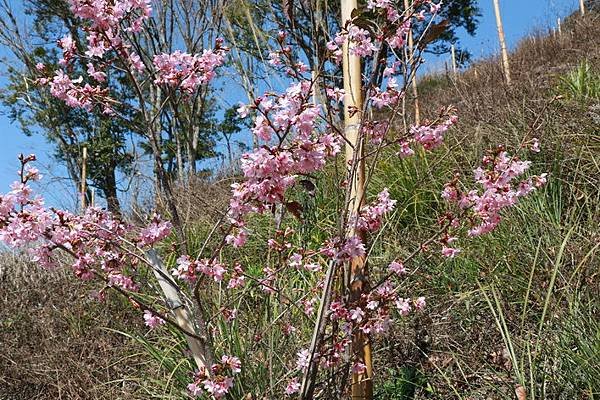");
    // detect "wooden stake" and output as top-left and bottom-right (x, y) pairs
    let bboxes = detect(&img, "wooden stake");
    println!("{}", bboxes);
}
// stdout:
(492, 0), (511, 84)
(91, 188), (96, 207)
(451, 44), (457, 75)
(80, 146), (87, 210)
(557, 18), (561, 35)
(580, 0), (585, 15)
(342, 0), (372, 397)
(404, 0), (420, 124)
